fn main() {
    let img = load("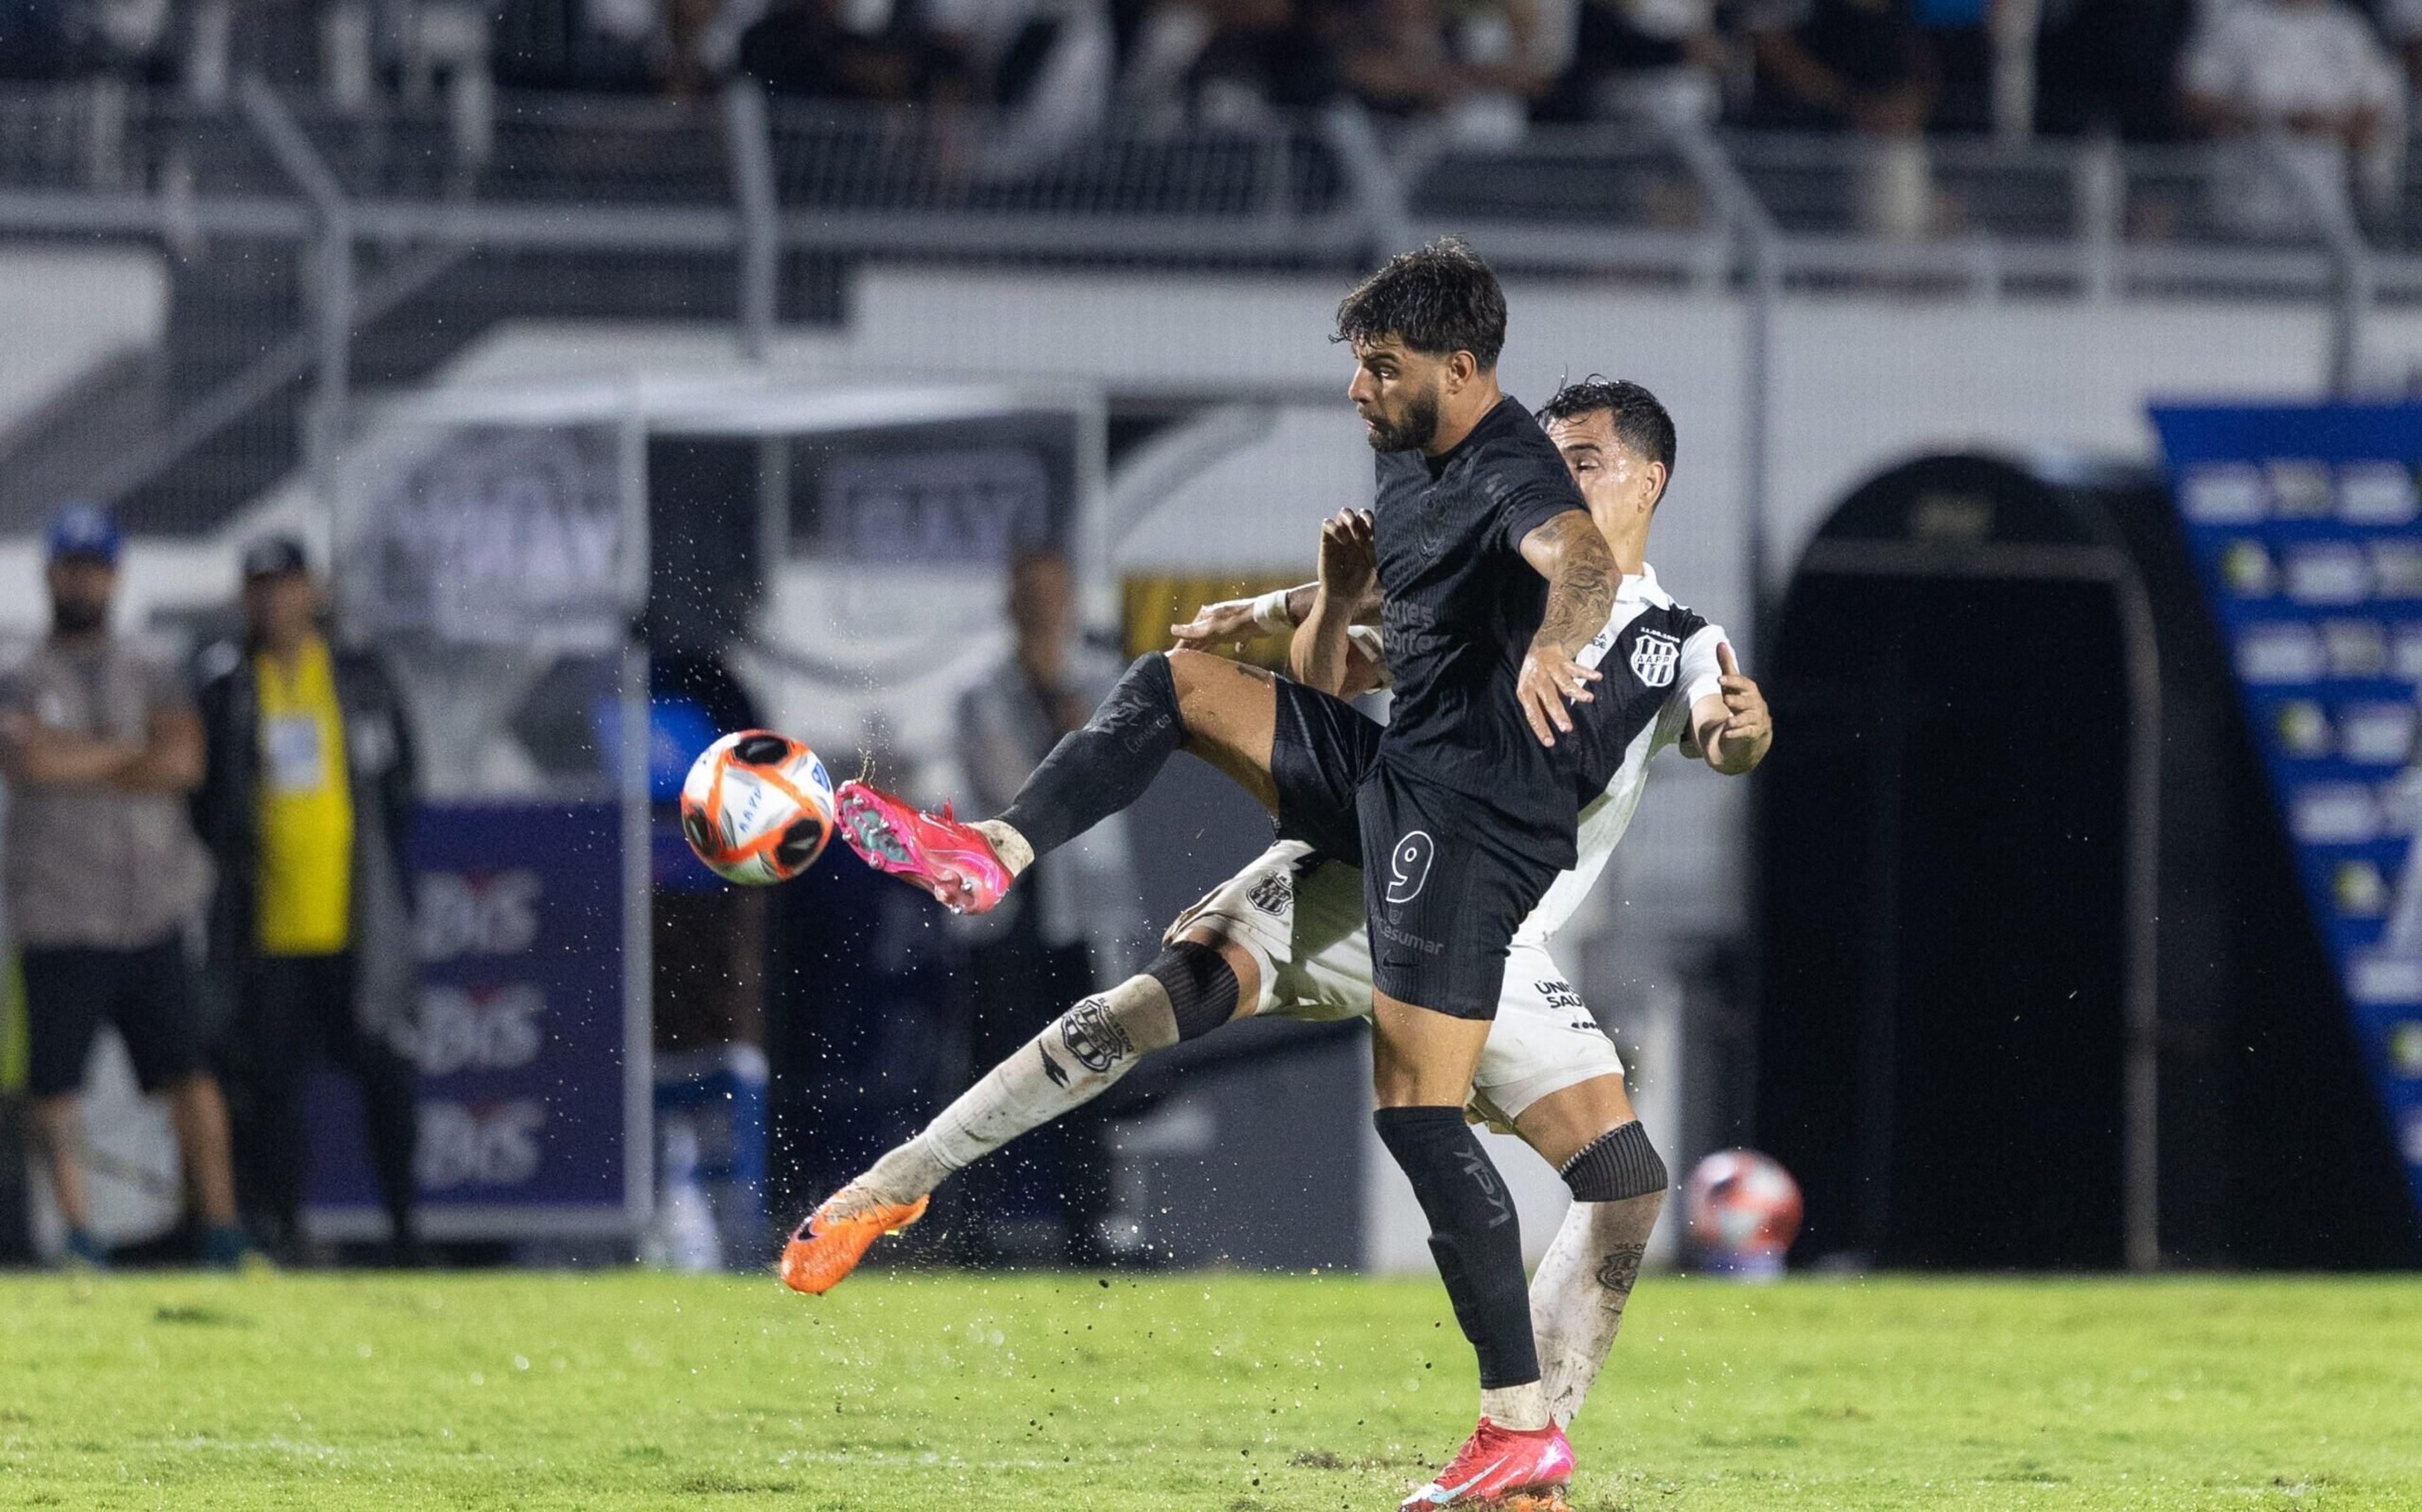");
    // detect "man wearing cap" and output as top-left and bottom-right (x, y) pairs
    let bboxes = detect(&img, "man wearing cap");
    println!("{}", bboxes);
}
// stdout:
(194, 535), (422, 1264)
(1, 504), (247, 1267)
